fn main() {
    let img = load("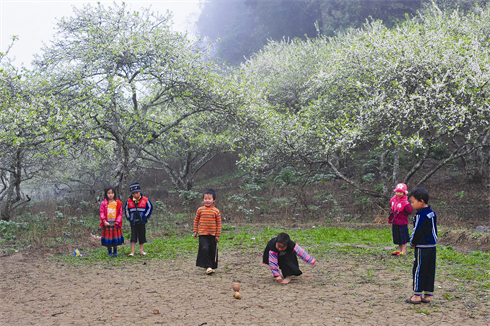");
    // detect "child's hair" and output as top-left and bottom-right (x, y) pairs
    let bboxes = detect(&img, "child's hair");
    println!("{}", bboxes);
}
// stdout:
(408, 187), (429, 204)
(104, 186), (117, 201)
(276, 232), (290, 245)
(203, 189), (216, 200)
